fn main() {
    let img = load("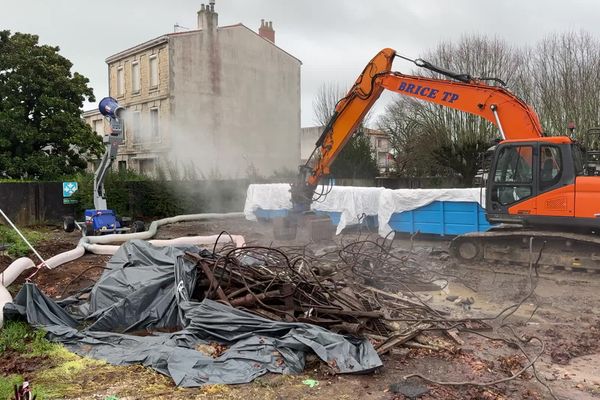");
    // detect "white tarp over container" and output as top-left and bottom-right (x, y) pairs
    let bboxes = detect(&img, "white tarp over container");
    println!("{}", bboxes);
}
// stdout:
(244, 184), (384, 234)
(244, 184), (485, 237)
